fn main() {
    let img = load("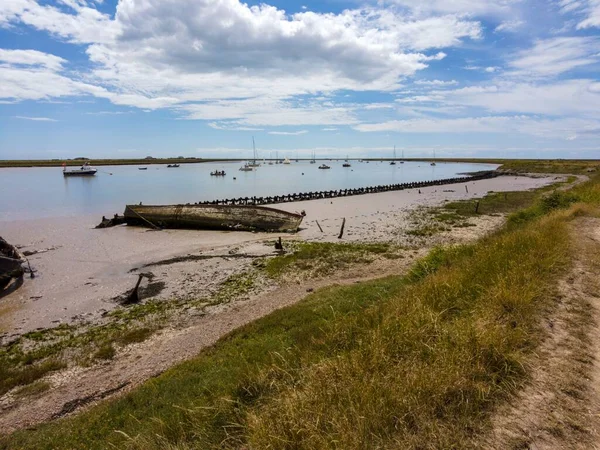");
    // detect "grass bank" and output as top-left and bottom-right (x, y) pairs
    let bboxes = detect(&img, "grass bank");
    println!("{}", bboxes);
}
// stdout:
(0, 158), (227, 168)
(5, 174), (599, 448)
